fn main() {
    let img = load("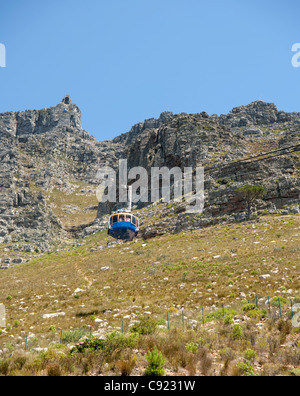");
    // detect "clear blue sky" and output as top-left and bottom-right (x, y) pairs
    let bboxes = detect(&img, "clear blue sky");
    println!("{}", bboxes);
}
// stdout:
(0, 0), (299, 140)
